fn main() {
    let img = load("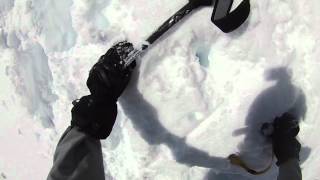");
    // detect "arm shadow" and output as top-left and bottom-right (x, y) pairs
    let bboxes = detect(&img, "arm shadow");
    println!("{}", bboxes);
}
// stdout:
(119, 68), (245, 178)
